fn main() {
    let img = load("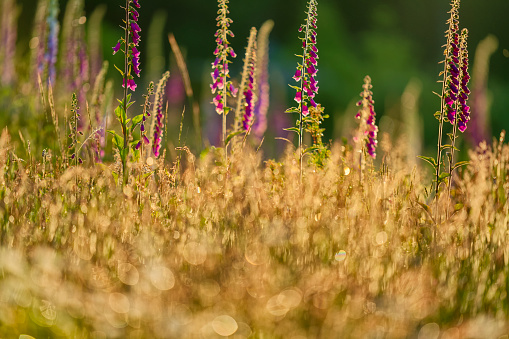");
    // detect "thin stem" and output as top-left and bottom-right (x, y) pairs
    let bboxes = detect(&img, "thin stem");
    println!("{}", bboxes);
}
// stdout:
(298, 8), (312, 182)
(122, 0), (130, 186)
(435, 59), (448, 221)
